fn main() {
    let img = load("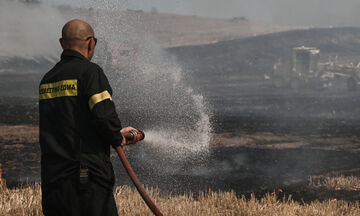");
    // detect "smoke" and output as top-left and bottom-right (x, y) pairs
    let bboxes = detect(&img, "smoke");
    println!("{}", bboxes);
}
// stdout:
(0, 1), (65, 60)
(44, 0), (360, 27)
(69, 0), (360, 27)
(161, 0), (360, 27)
